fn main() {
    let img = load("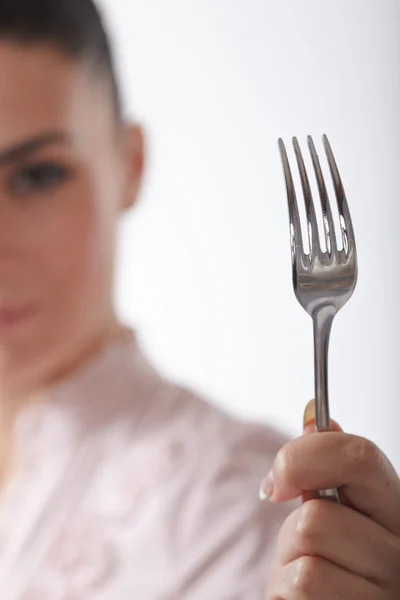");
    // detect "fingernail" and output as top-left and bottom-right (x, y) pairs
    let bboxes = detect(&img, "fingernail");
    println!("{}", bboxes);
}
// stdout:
(259, 470), (274, 501)
(303, 399), (316, 432)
